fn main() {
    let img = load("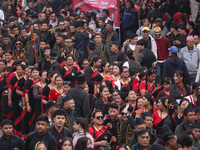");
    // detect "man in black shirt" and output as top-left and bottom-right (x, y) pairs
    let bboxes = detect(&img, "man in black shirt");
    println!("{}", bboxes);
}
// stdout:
(47, 109), (72, 150)
(0, 119), (24, 150)
(103, 103), (120, 137)
(49, 51), (61, 73)
(25, 116), (57, 150)
(38, 47), (51, 71)
(136, 39), (156, 69)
